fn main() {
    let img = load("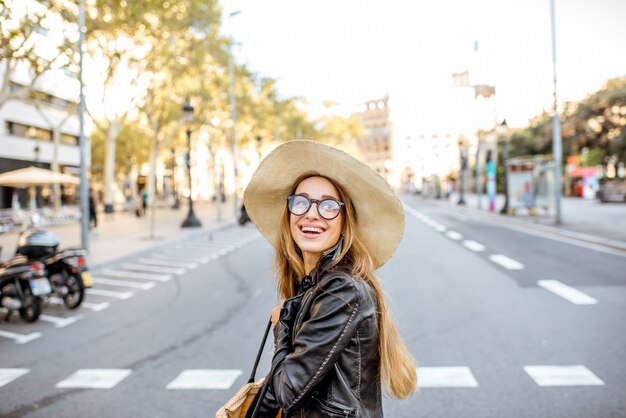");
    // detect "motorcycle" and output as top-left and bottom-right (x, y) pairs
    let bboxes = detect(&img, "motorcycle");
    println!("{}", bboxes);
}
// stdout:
(15, 229), (92, 310)
(0, 255), (51, 322)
